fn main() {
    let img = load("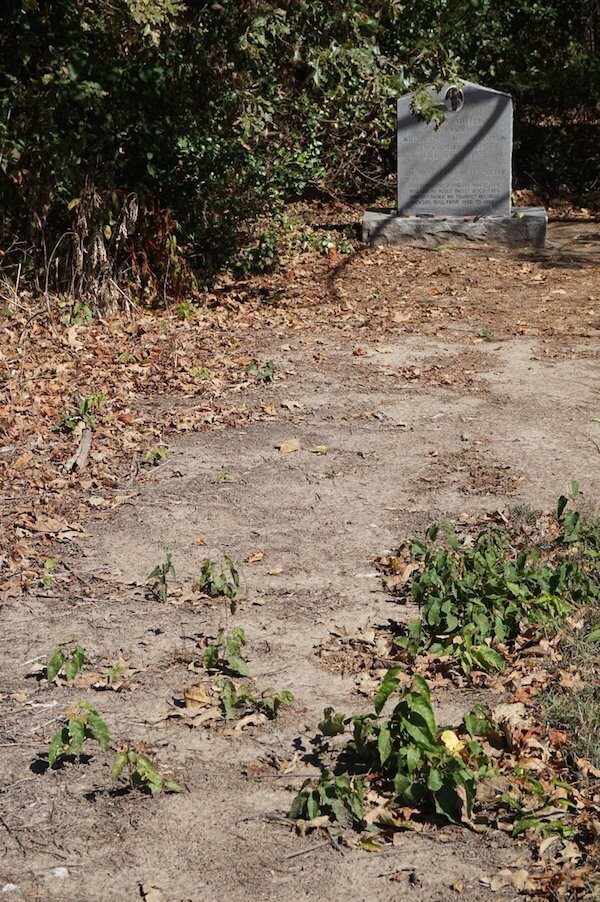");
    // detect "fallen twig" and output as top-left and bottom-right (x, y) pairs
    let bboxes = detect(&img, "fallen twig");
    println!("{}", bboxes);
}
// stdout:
(281, 840), (329, 861)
